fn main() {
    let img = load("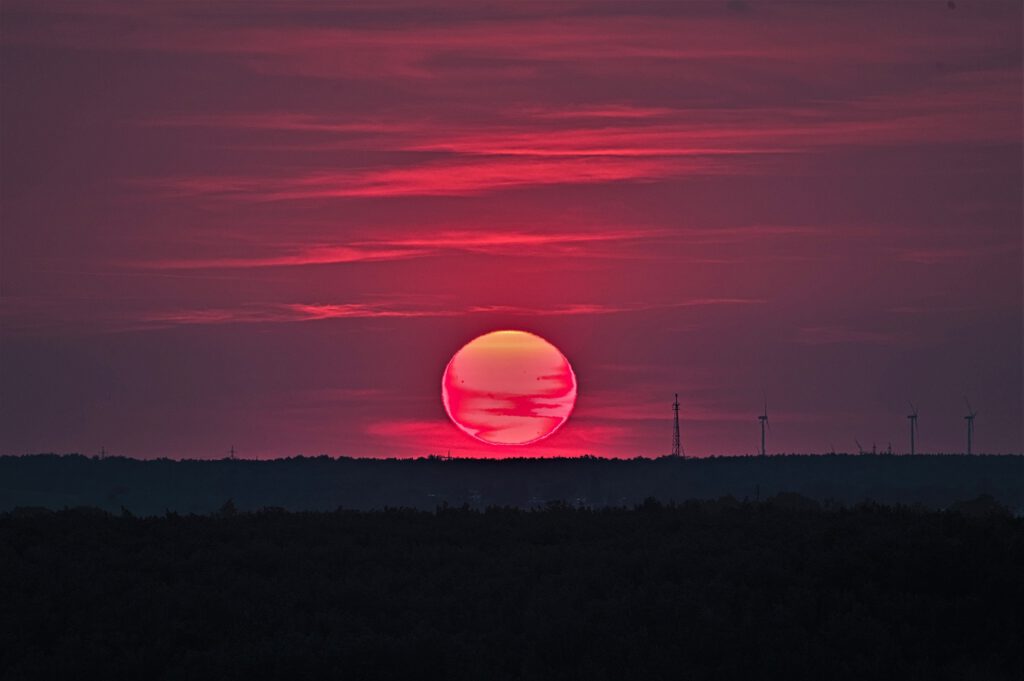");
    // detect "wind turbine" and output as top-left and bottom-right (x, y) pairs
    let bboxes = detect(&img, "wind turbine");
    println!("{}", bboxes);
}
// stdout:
(907, 402), (919, 455)
(855, 439), (865, 455)
(758, 399), (769, 456)
(964, 398), (977, 455)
